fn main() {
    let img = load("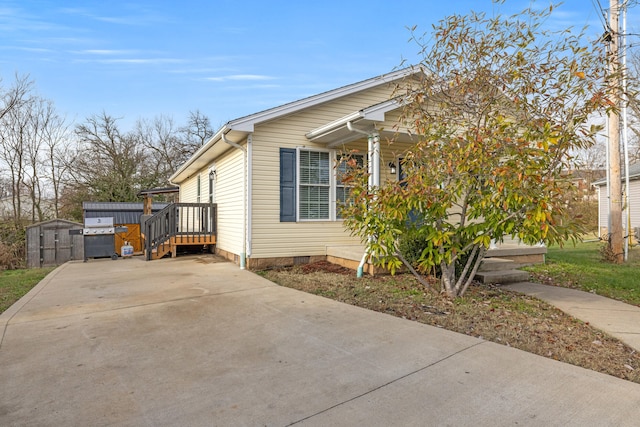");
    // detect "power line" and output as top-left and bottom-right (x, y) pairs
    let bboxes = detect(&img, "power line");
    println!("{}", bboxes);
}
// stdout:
(592, 0), (610, 31)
